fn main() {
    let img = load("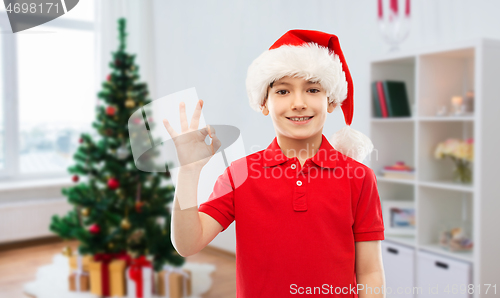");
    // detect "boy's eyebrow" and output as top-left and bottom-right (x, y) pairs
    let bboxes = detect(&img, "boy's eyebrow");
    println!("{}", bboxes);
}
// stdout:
(272, 80), (320, 87)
